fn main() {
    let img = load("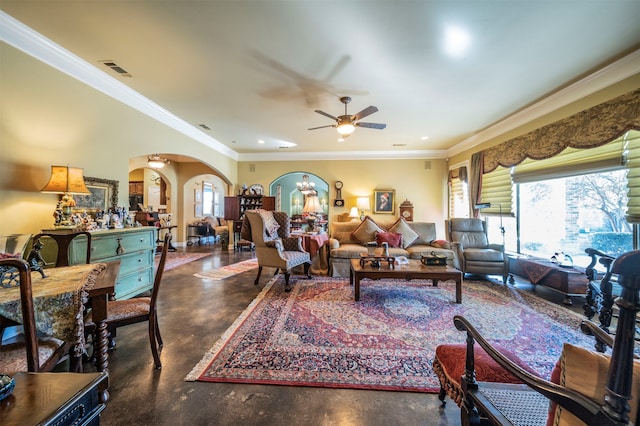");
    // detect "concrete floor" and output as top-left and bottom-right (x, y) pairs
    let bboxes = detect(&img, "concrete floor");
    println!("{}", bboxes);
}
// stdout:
(93, 243), (584, 426)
